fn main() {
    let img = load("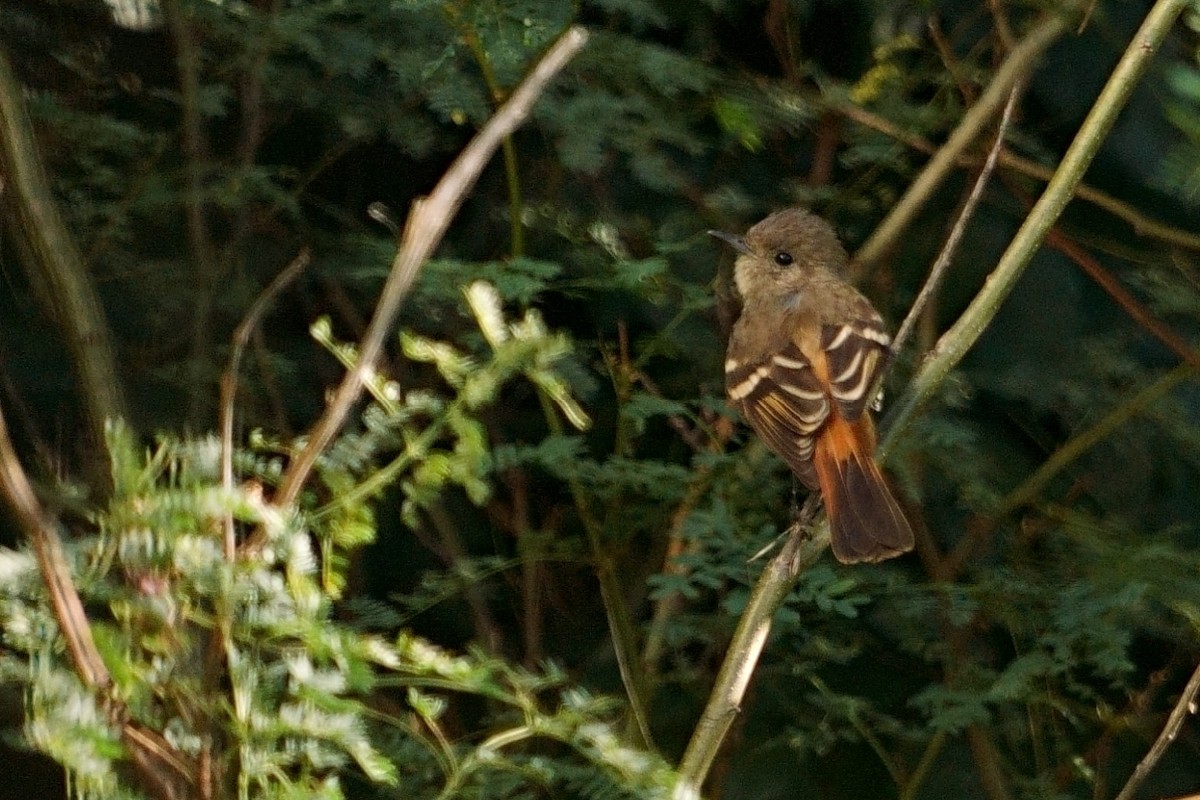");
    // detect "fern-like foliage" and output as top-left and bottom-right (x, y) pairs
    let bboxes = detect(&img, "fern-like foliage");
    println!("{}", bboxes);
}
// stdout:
(0, 283), (677, 799)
